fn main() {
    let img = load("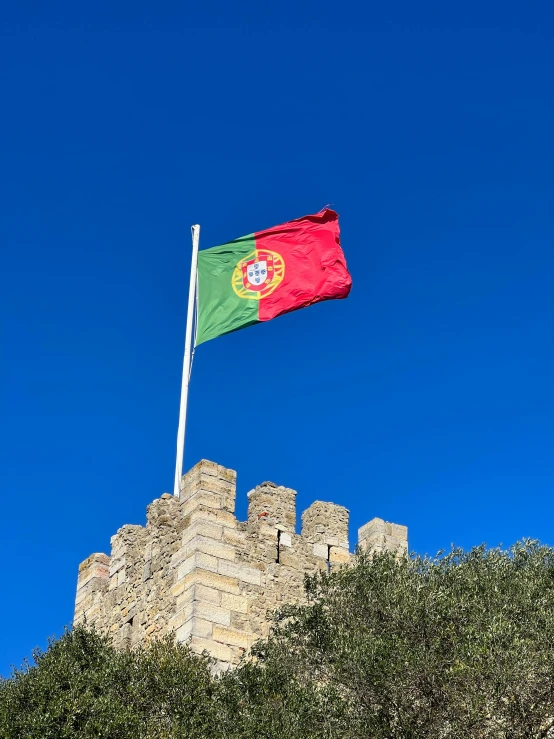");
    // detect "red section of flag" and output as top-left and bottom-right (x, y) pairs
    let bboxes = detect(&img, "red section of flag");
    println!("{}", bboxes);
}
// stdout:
(255, 208), (352, 322)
